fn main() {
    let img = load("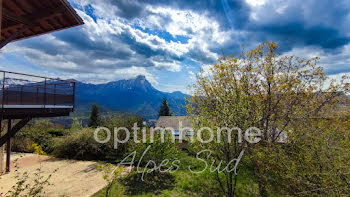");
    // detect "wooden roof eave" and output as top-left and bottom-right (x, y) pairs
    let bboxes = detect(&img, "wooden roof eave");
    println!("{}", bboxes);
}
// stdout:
(0, 0), (84, 49)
